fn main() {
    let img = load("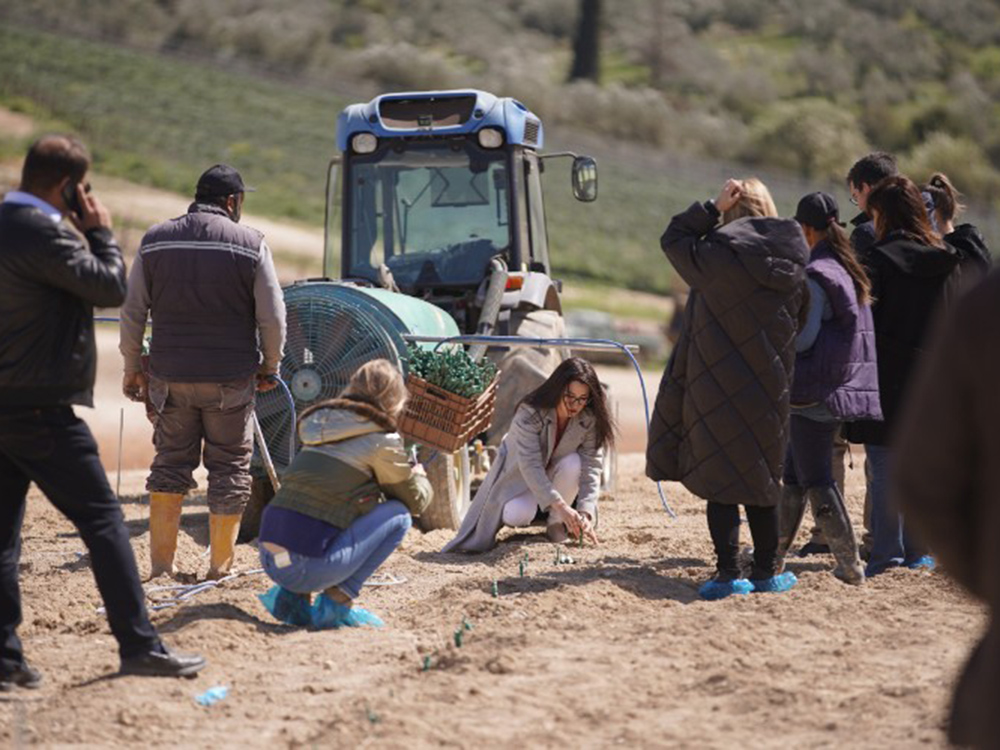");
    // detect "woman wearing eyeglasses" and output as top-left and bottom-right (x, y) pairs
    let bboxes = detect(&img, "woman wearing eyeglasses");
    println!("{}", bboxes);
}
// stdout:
(443, 357), (615, 553)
